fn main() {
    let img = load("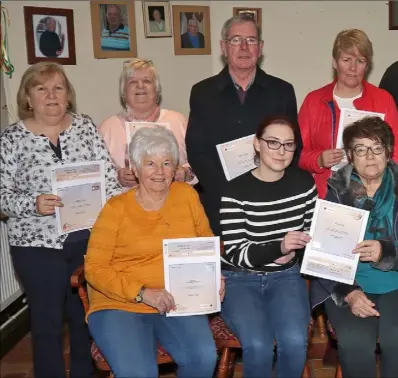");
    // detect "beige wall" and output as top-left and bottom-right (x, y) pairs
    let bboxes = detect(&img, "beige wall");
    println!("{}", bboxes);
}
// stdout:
(2, 1), (397, 126)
